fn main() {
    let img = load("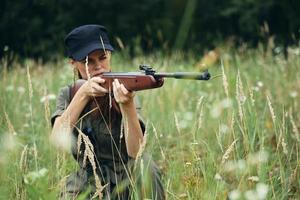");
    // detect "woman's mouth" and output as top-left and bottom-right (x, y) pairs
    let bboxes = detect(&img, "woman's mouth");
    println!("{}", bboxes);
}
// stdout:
(92, 72), (103, 77)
